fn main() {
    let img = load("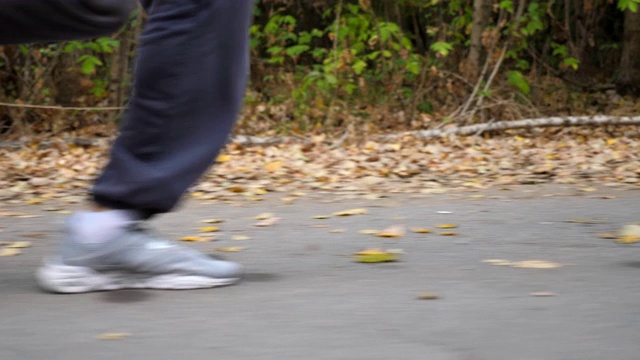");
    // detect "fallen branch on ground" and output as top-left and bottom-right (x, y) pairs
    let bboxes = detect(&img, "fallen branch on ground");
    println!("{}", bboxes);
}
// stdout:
(1, 115), (639, 149)
(377, 115), (640, 141)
